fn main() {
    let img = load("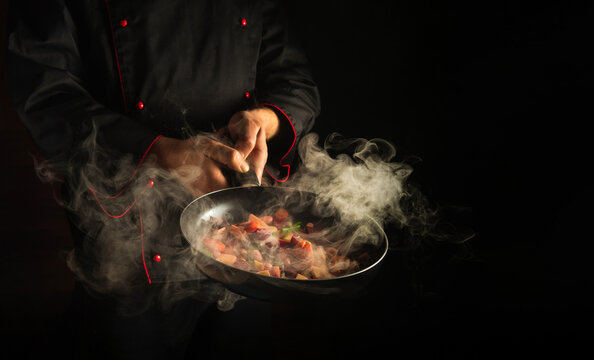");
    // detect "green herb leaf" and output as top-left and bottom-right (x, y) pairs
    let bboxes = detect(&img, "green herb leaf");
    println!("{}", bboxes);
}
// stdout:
(281, 221), (302, 234)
